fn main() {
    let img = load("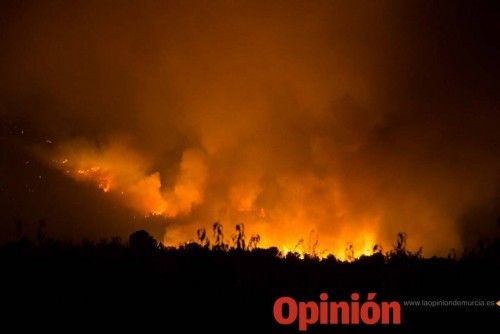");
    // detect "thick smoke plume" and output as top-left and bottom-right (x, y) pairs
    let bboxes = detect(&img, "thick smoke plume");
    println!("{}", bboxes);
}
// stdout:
(1, 1), (498, 256)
